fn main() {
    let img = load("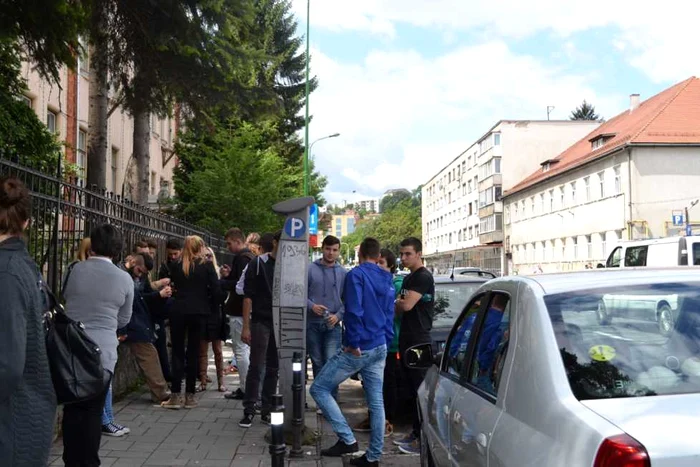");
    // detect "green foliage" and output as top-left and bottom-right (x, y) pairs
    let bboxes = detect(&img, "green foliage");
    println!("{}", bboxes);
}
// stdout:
(0, 0), (89, 82)
(343, 196), (422, 256)
(570, 100), (601, 121)
(379, 189), (411, 213)
(0, 40), (61, 172)
(174, 121), (300, 234)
